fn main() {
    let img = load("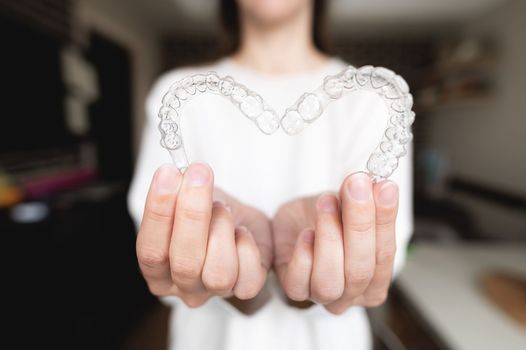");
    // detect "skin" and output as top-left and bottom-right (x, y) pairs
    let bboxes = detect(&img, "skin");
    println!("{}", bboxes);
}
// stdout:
(137, 163), (272, 308)
(136, 0), (400, 314)
(273, 173), (399, 314)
